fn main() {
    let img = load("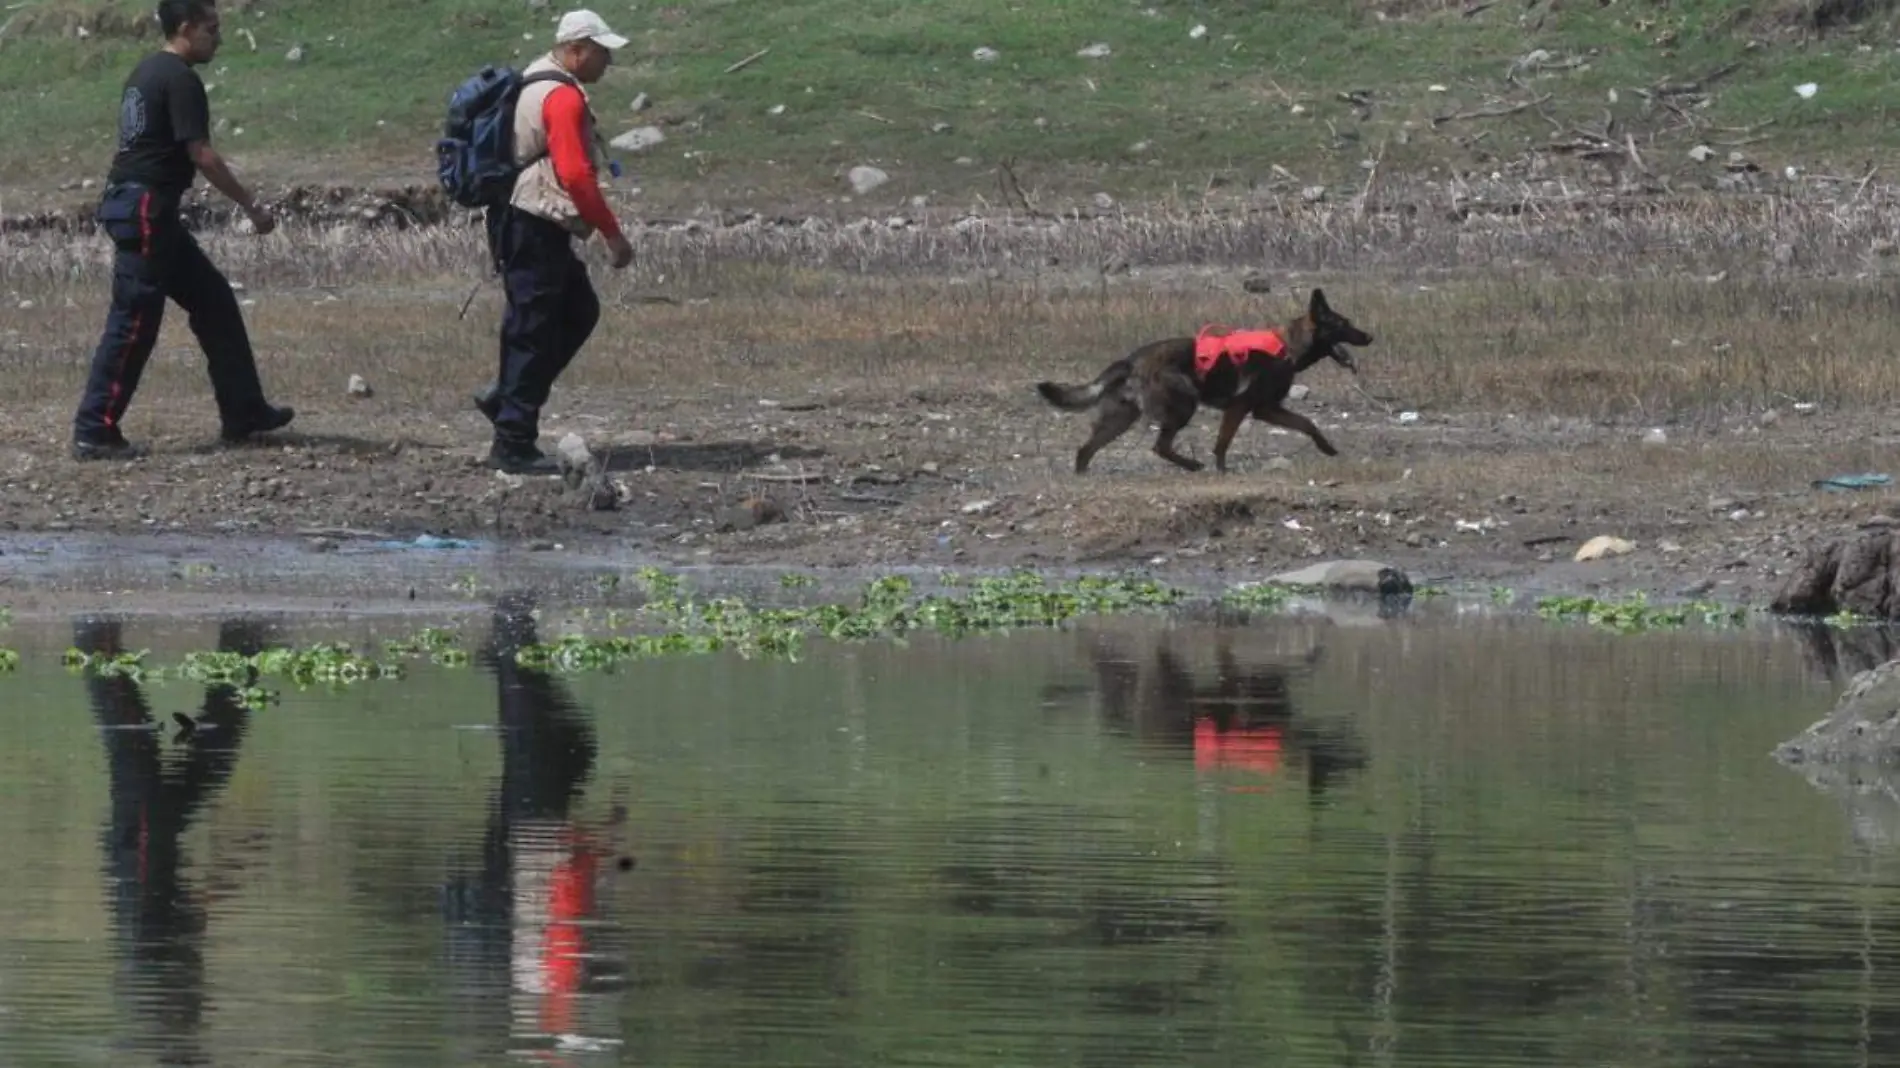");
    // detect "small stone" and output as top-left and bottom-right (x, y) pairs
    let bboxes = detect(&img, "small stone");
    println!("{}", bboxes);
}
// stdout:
(1077, 43), (1112, 58)
(555, 432), (592, 474)
(1288, 384), (1310, 401)
(630, 91), (651, 112)
(847, 165), (889, 195)
(285, 44), (306, 63)
(1574, 535), (1636, 562)
(610, 126), (665, 152)
(346, 374), (372, 398)
(1642, 427), (1668, 446)
(972, 46), (999, 62)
